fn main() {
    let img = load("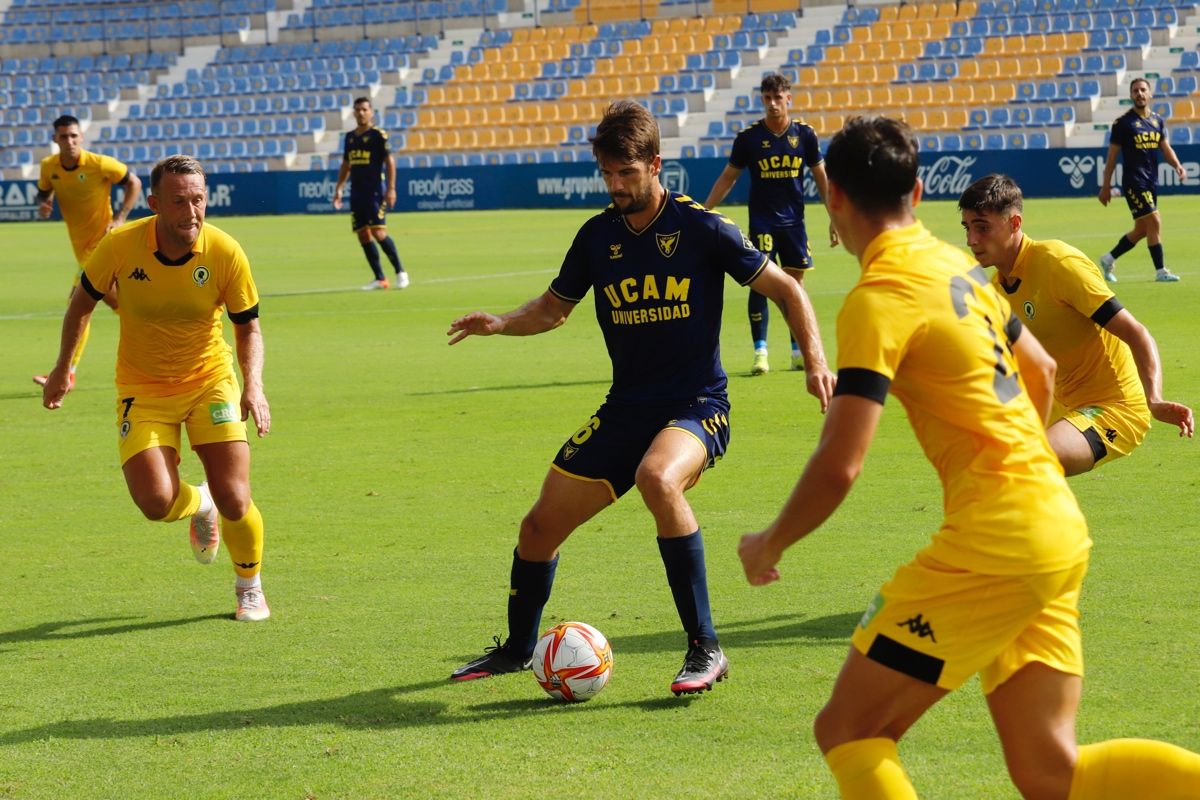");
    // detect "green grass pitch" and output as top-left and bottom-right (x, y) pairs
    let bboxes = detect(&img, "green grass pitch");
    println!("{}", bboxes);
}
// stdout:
(1, 196), (1197, 799)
